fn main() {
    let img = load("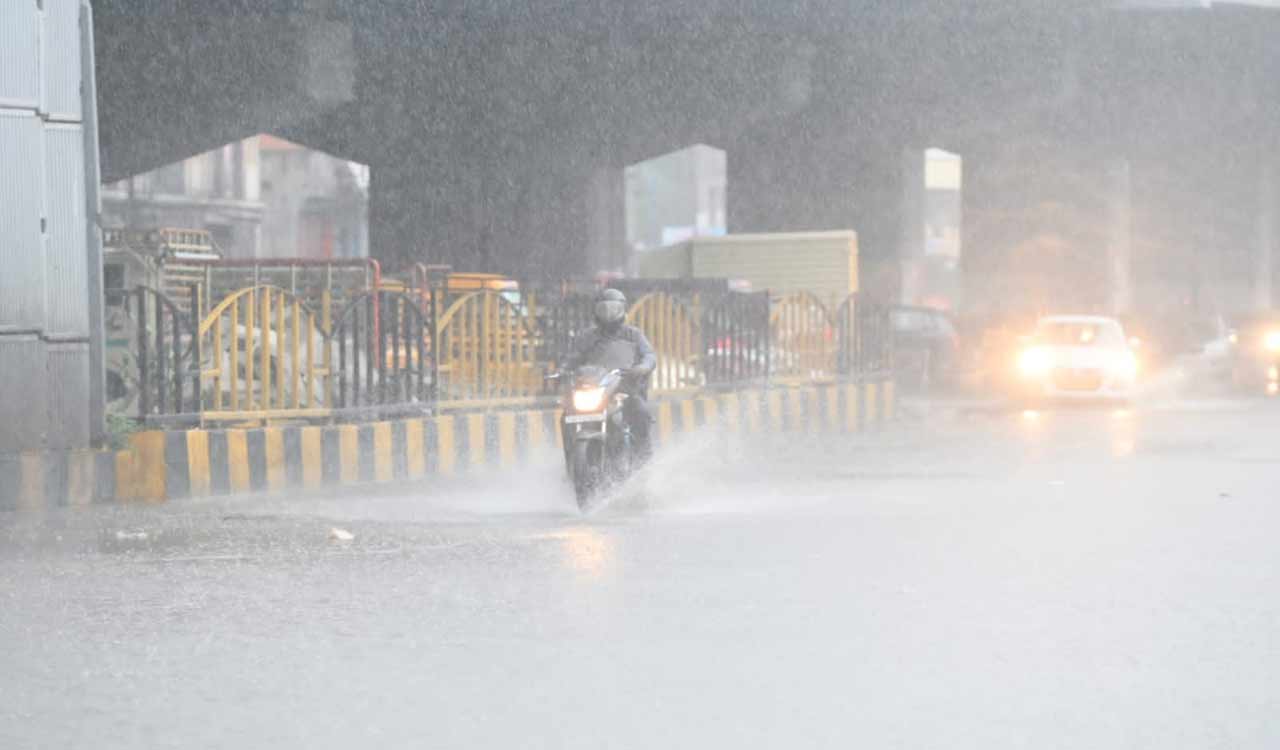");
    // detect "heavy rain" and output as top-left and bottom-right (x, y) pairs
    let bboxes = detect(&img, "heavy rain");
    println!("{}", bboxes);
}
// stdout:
(3, 1), (1280, 748)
